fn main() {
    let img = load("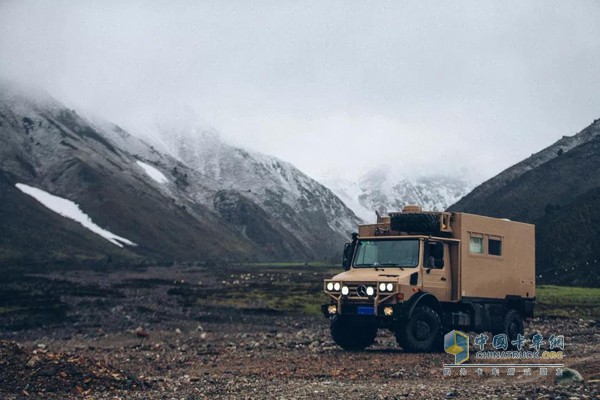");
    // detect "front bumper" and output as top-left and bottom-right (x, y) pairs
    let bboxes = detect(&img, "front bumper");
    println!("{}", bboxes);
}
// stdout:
(323, 280), (400, 317)
(321, 302), (402, 318)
